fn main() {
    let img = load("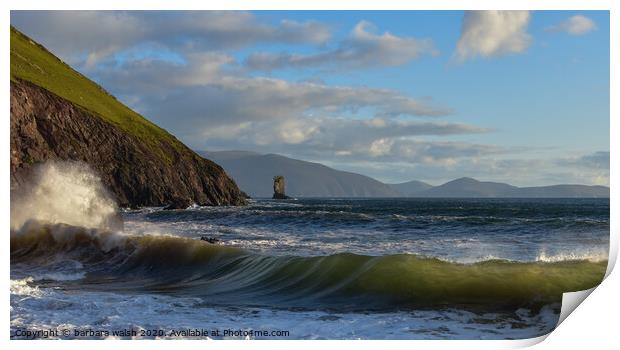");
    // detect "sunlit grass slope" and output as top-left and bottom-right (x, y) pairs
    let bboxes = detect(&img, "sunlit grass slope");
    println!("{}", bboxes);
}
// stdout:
(10, 26), (187, 162)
